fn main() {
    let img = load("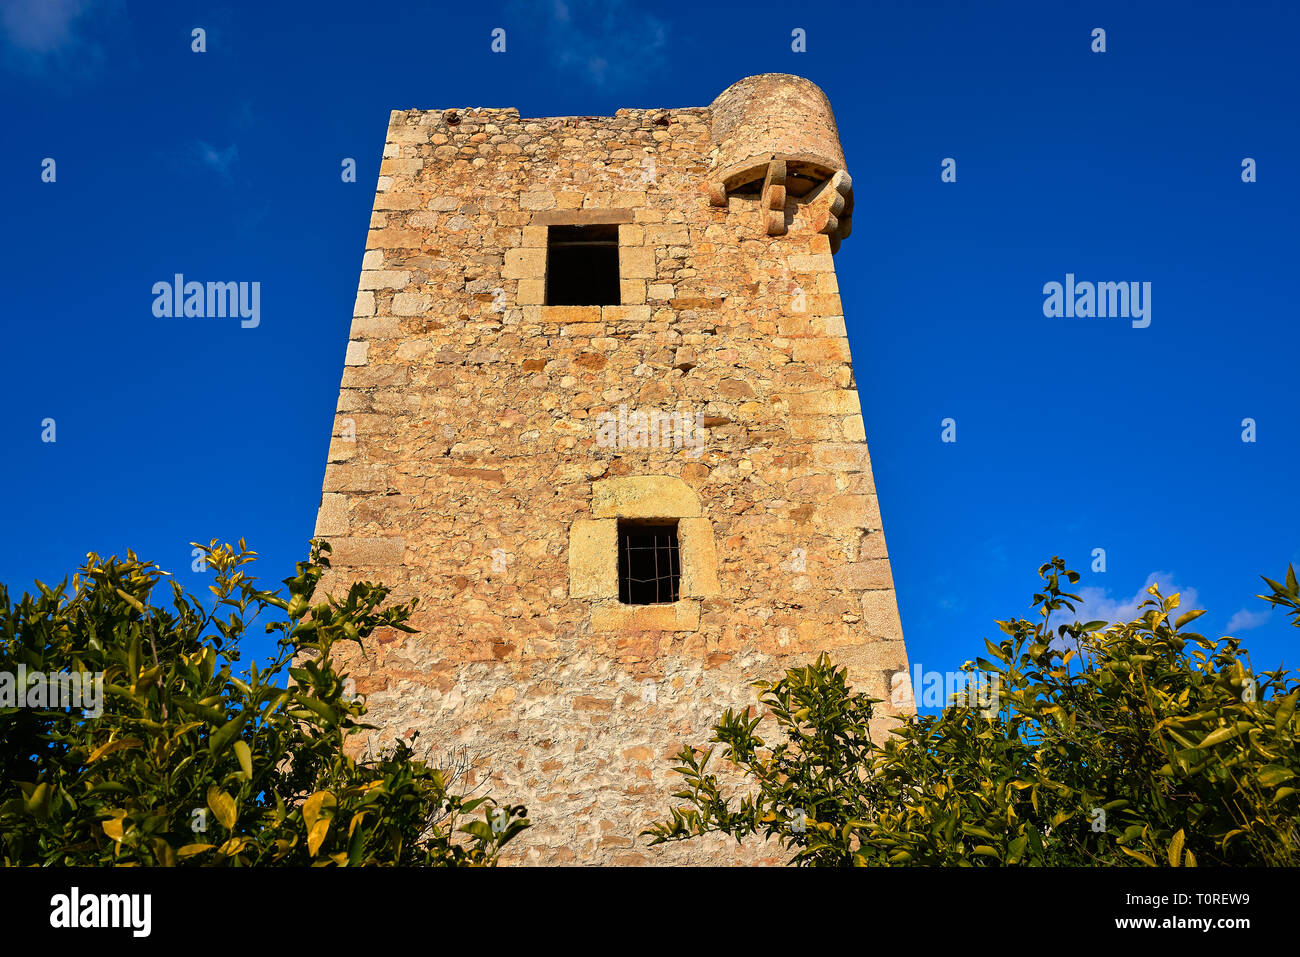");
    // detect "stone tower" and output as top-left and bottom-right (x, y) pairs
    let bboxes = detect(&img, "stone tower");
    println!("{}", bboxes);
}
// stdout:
(314, 74), (912, 865)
